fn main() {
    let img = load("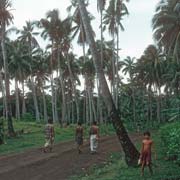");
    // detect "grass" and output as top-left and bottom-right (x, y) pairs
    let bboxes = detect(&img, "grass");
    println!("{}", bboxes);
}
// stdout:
(69, 132), (180, 180)
(0, 121), (115, 155)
